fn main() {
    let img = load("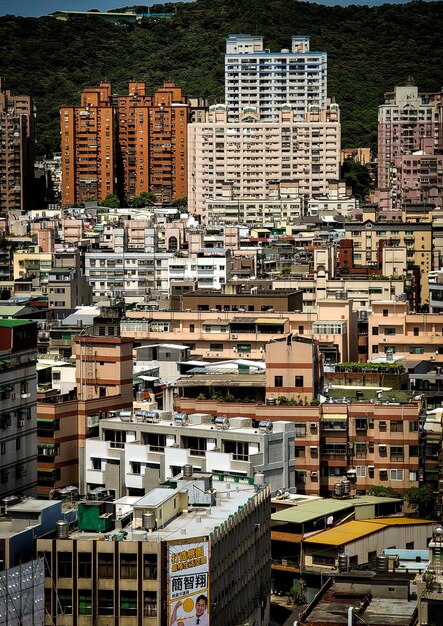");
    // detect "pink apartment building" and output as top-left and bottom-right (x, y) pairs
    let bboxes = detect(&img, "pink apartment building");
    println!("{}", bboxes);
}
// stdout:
(377, 84), (443, 218)
(399, 137), (443, 208)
